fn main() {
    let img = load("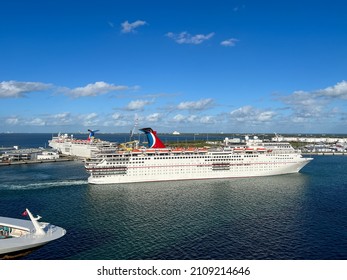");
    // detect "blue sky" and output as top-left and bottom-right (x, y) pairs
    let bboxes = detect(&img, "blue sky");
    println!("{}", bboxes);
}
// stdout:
(1, 0), (347, 133)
